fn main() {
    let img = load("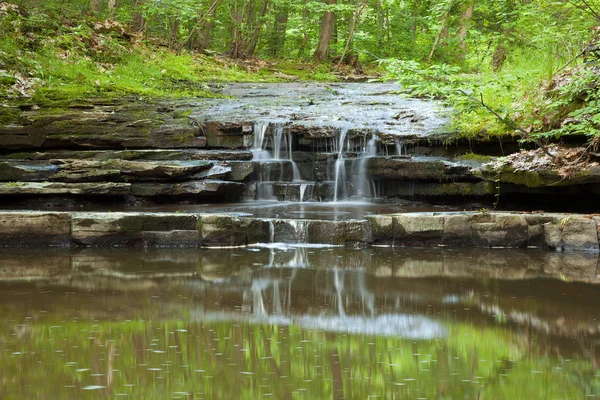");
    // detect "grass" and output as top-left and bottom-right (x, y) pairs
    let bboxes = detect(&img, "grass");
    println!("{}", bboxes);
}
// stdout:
(450, 48), (562, 139)
(0, 9), (340, 105)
